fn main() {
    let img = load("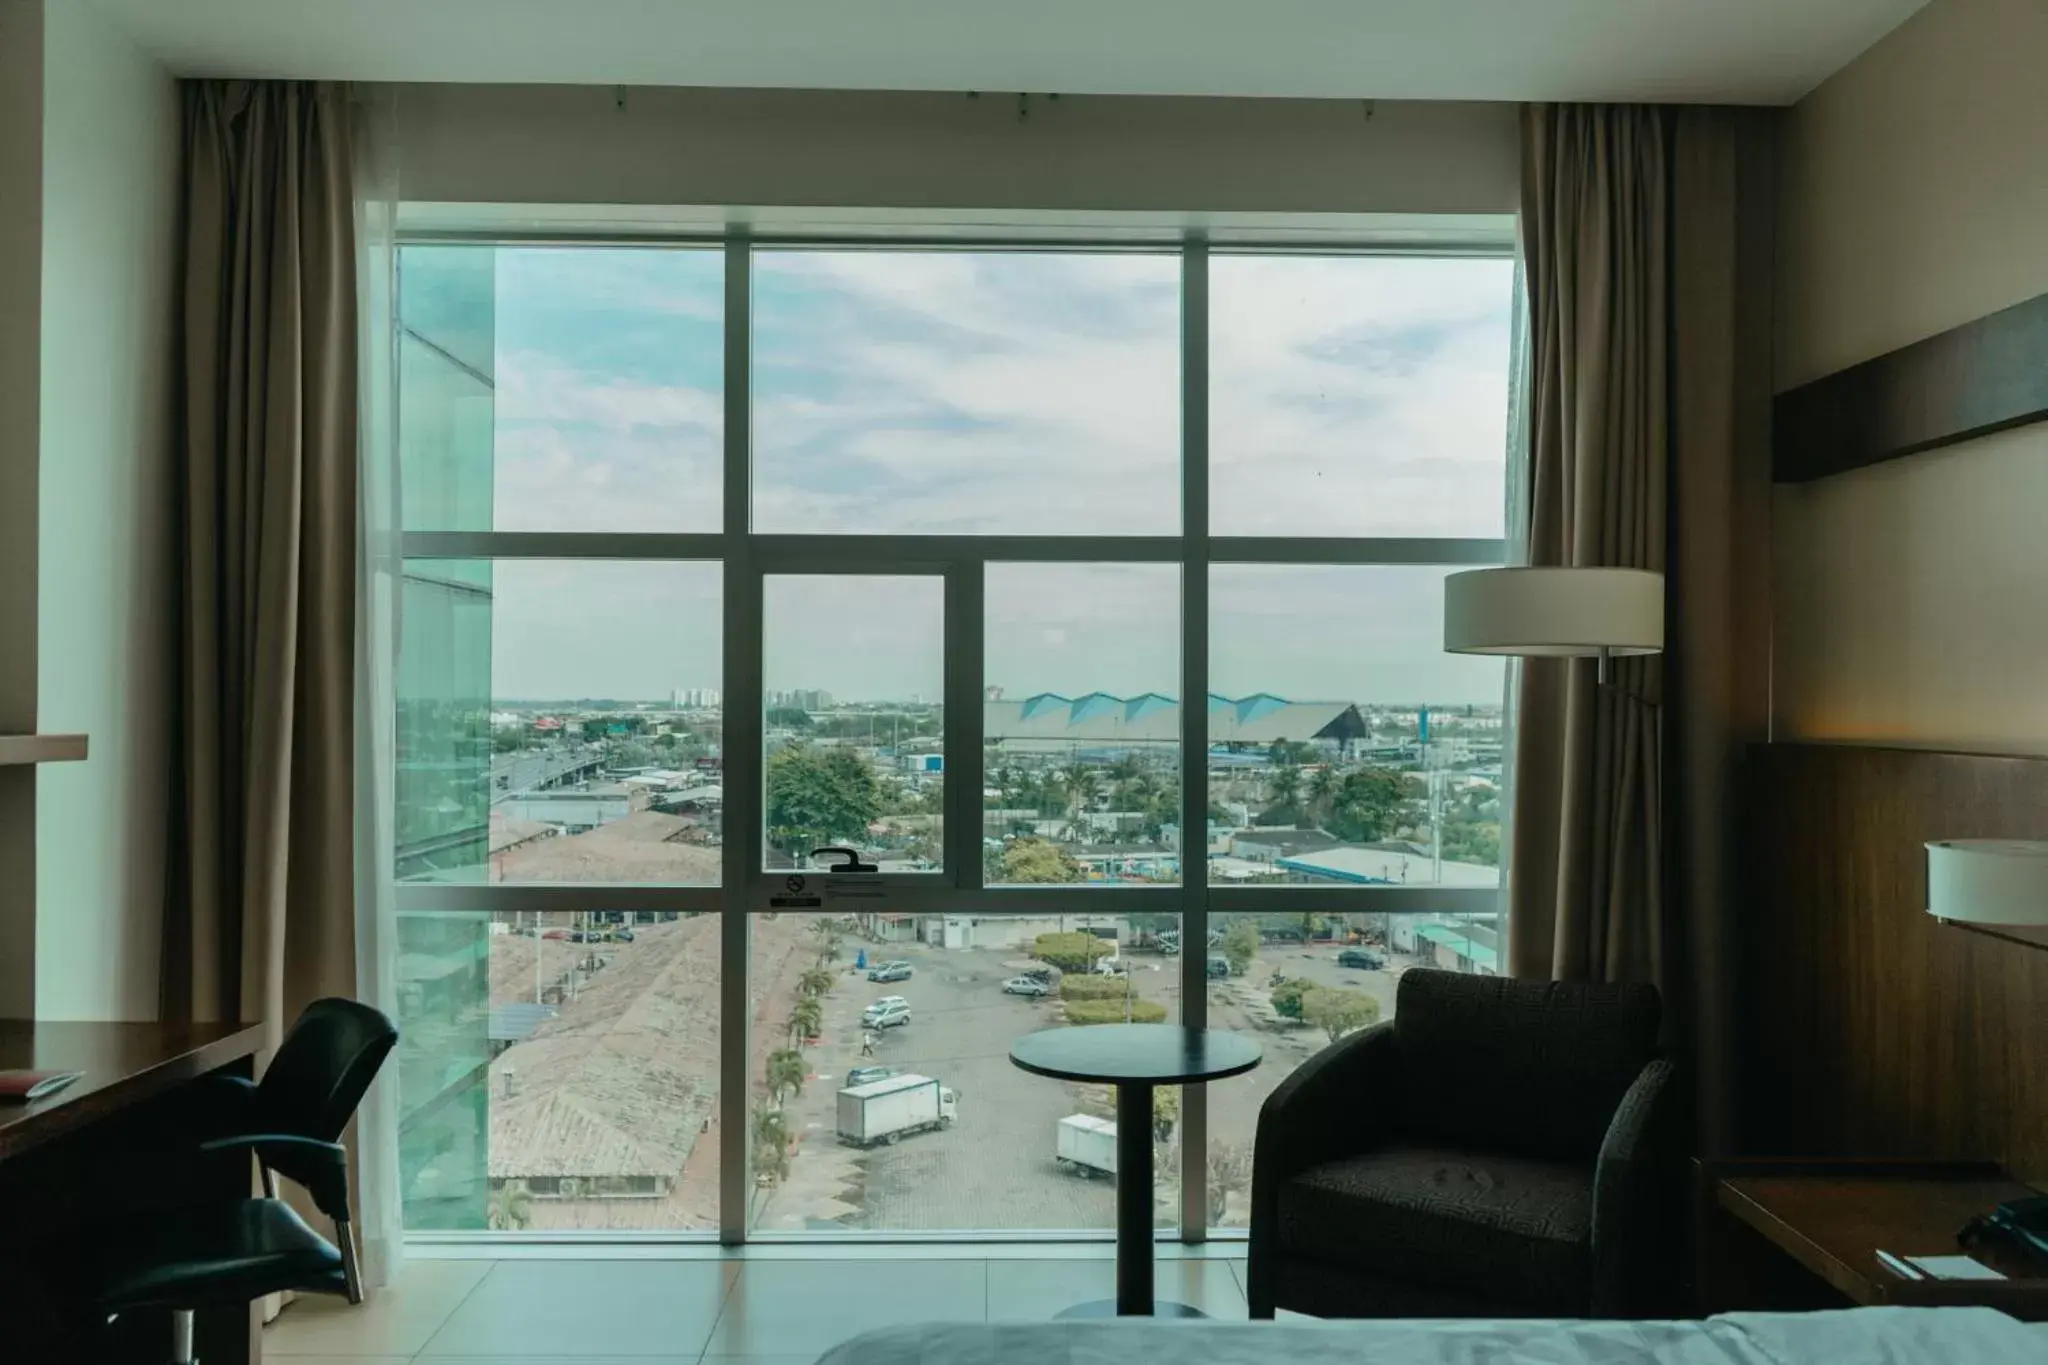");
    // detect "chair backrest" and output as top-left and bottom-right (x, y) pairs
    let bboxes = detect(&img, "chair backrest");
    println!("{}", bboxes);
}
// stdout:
(258, 998), (399, 1141)
(1392, 969), (1660, 1162)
